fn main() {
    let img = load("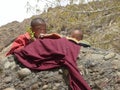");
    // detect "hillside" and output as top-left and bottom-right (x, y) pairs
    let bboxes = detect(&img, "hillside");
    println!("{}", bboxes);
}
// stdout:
(40, 0), (120, 53)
